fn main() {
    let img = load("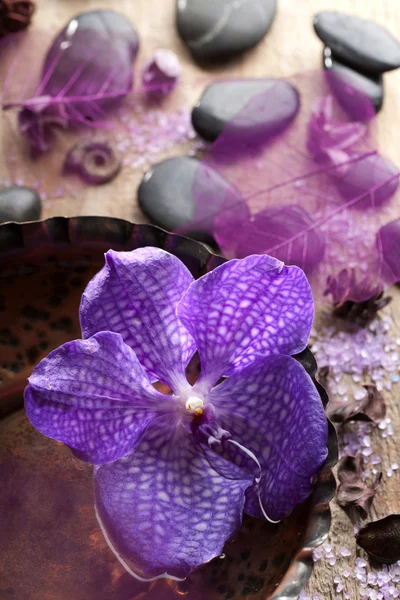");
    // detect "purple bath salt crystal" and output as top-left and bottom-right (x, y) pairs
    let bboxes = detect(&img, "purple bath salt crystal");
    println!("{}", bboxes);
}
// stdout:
(142, 49), (181, 96)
